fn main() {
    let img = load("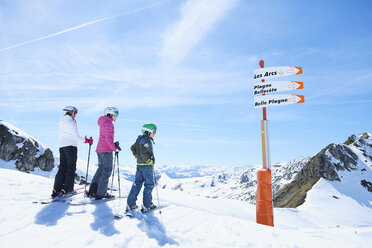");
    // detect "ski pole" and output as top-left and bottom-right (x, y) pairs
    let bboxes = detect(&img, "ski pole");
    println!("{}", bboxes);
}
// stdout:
(111, 152), (116, 194)
(111, 141), (121, 194)
(116, 152), (121, 198)
(153, 168), (161, 214)
(84, 137), (92, 196)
